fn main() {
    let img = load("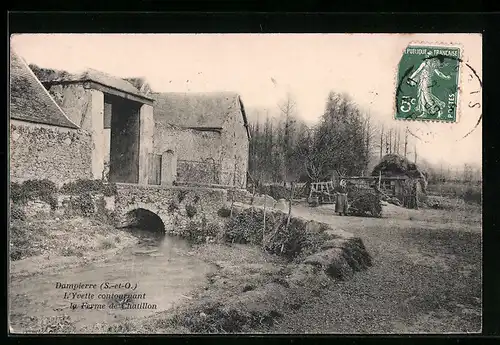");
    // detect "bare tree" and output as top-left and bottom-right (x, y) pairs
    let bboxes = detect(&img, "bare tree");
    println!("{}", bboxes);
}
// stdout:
(380, 124), (384, 160)
(389, 128), (393, 154)
(278, 93), (297, 183)
(404, 126), (408, 158)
